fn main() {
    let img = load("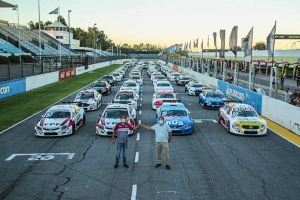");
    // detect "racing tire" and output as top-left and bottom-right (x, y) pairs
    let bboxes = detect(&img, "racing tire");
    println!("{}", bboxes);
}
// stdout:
(83, 115), (86, 124)
(71, 124), (75, 135)
(185, 88), (187, 93)
(226, 122), (231, 133)
(218, 113), (221, 123)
